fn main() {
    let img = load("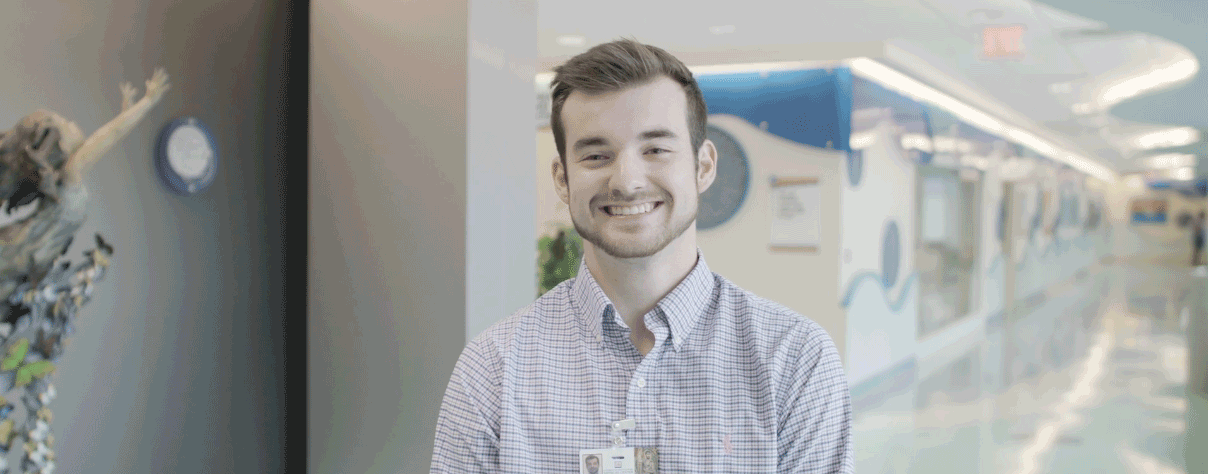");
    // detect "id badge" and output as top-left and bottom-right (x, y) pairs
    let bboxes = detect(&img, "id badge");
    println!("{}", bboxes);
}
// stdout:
(578, 447), (658, 474)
